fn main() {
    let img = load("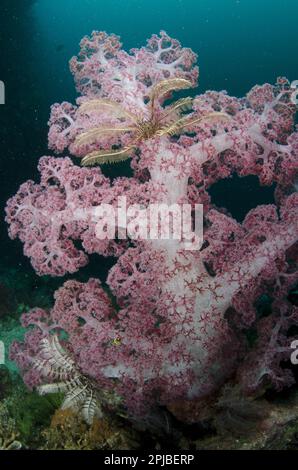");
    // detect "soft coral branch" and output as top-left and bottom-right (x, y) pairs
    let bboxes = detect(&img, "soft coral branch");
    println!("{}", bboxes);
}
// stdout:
(6, 31), (298, 421)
